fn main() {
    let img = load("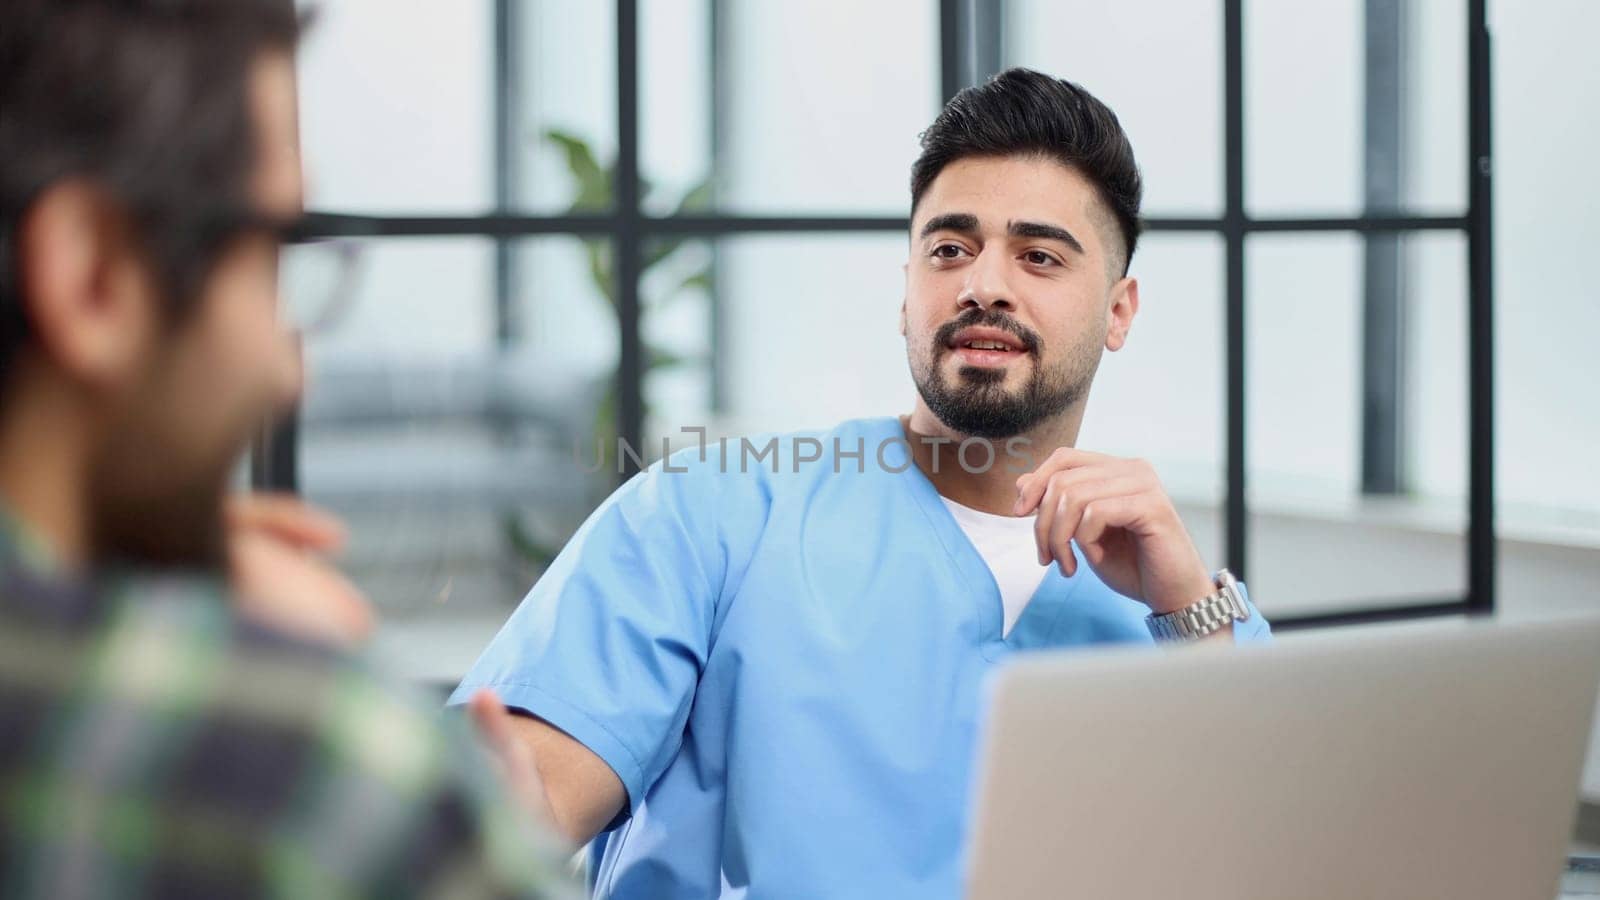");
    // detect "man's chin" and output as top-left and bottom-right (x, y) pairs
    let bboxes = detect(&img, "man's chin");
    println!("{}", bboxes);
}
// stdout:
(924, 392), (1035, 440)
(951, 364), (1015, 388)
